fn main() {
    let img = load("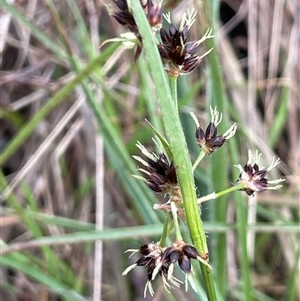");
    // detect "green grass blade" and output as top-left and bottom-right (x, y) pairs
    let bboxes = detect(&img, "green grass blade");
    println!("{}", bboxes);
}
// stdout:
(1, 224), (163, 255)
